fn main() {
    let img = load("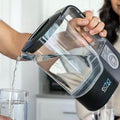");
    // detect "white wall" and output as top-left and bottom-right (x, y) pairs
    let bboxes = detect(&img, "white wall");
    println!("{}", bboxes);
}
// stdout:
(0, 0), (17, 88)
(41, 0), (104, 20)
